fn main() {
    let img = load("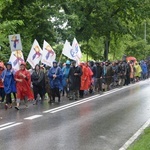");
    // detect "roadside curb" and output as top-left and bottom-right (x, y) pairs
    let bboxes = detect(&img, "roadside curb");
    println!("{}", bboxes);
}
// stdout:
(119, 118), (150, 150)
